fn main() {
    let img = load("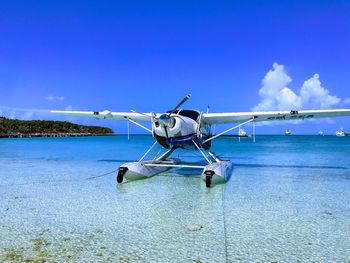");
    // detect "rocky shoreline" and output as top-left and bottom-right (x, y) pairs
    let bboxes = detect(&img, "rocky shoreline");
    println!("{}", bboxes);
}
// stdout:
(0, 117), (115, 138)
